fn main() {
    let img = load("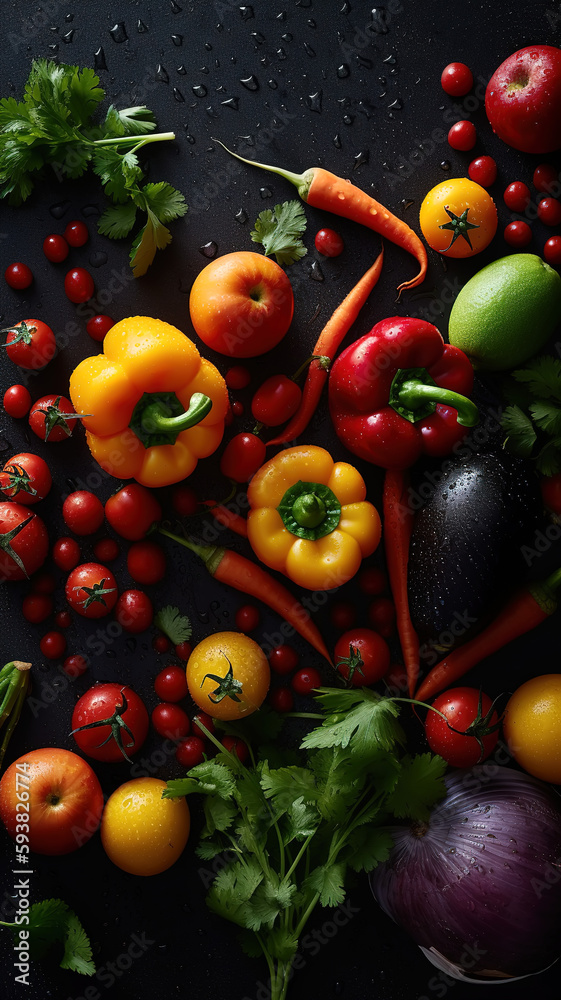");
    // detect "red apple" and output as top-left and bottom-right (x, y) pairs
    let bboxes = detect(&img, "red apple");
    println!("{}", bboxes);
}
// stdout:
(0, 748), (104, 855)
(485, 45), (561, 154)
(189, 251), (294, 358)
